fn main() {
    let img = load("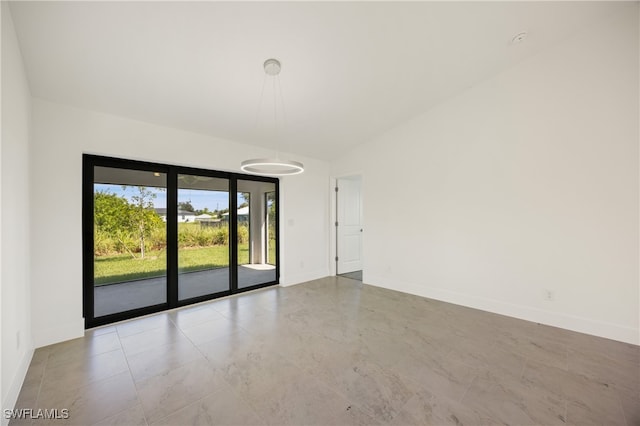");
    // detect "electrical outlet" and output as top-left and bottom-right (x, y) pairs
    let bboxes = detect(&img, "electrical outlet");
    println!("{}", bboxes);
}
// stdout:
(543, 289), (555, 301)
